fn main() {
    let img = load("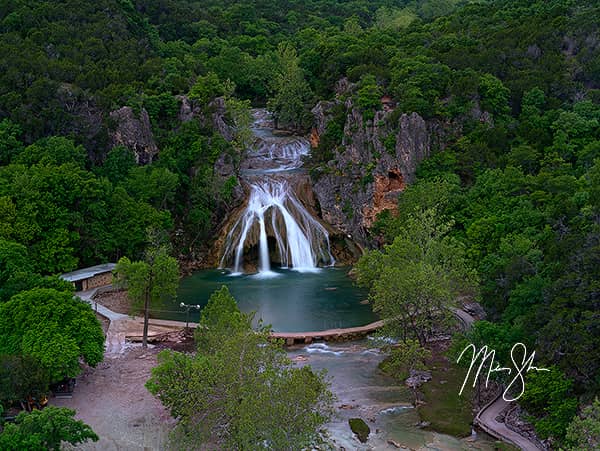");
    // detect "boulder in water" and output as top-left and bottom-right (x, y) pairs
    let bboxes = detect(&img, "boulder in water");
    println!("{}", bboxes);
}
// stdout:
(348, 418), (370, 443)
(405, 370), (432, 389)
